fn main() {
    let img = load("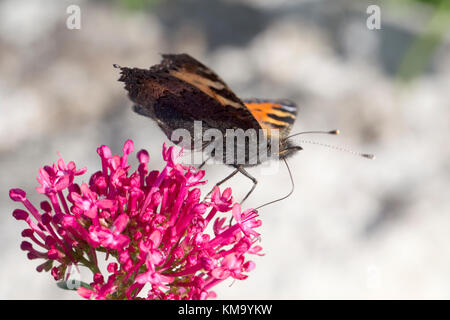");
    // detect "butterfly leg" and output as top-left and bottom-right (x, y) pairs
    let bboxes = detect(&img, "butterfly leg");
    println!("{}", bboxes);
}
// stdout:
(205, 168), (240, 199)
(236, 166), (258, 204)
(227, 166), (258, 226)
(197, 156), (210, 170)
